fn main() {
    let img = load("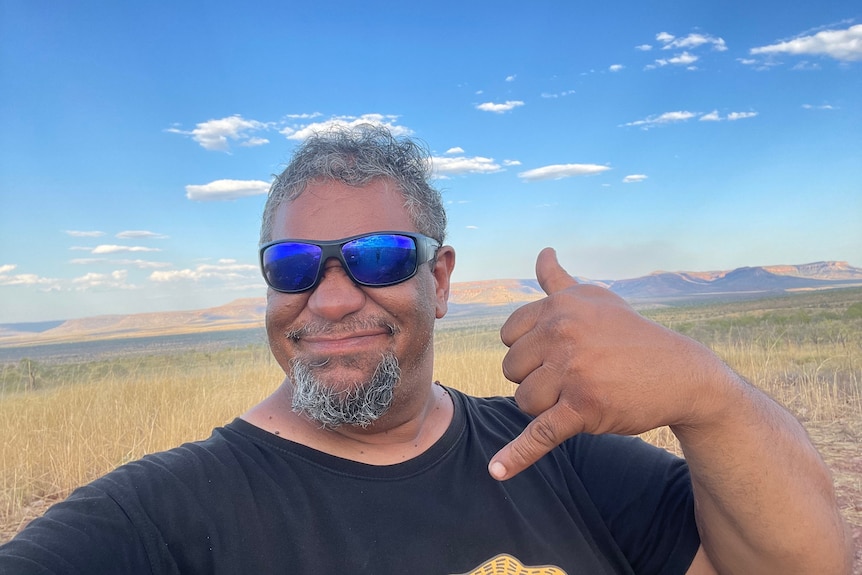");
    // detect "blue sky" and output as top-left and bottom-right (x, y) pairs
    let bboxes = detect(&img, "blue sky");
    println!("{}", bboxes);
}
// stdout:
(1, 1), (860, 323)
